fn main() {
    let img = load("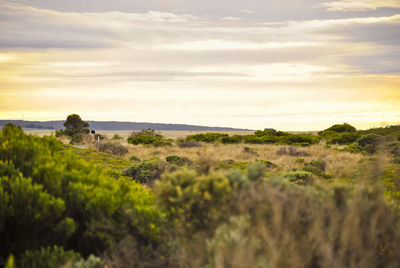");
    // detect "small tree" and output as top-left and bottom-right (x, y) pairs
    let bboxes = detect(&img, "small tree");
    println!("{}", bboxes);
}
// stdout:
(63, 114), (90, 136)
